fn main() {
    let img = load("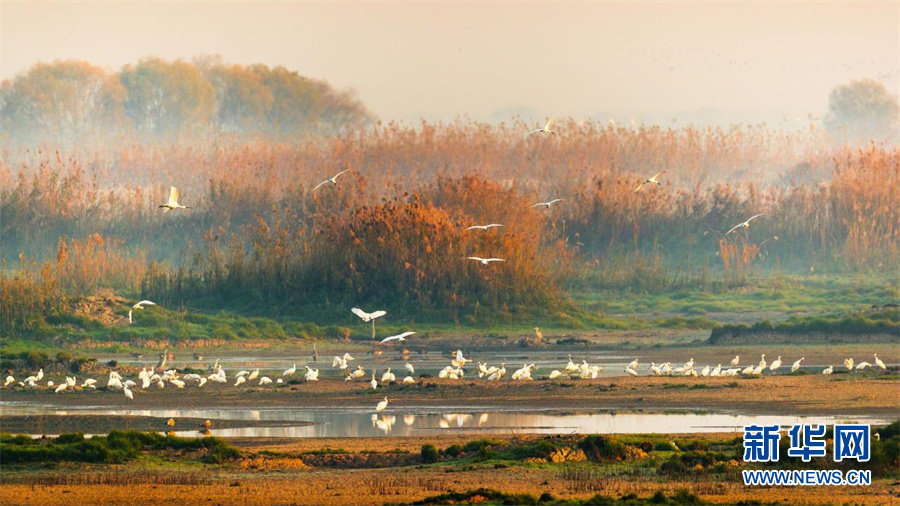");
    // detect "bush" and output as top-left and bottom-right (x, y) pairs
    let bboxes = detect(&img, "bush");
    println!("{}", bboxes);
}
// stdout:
(421, 444), (438, 463)
(578, 435), (628, 461)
